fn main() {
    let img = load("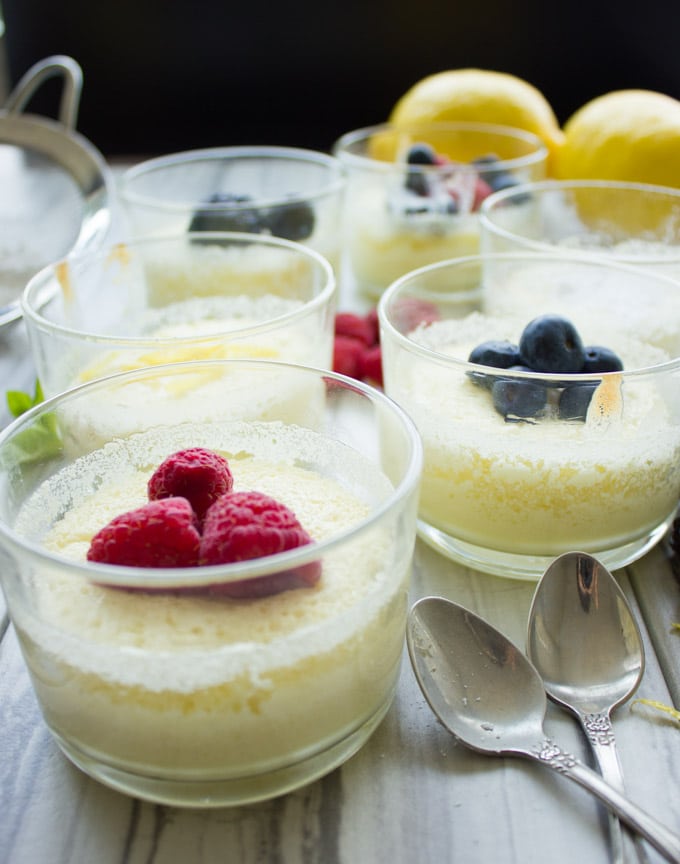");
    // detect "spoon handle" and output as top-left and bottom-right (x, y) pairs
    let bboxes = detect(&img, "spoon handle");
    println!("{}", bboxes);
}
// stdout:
(581, 713), (650, 864)
(531, 738), (680, 864)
